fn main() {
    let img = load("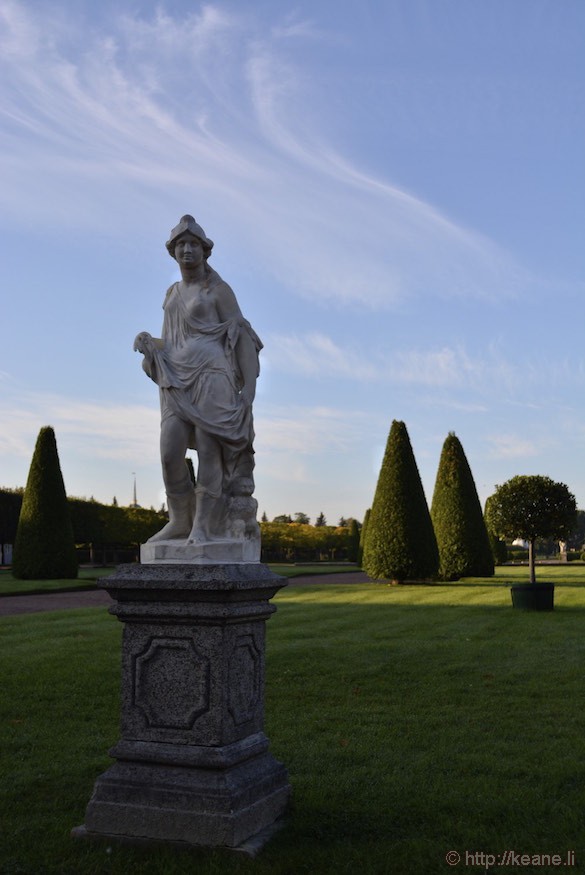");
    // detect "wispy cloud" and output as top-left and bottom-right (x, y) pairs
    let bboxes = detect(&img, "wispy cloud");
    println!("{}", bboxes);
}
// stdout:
(486, 434), (541, 460)
(0, 1), (532, 309)
(0, 380), (366, 476)
(255, 404), (366, 456)
(253, 404), (371, 495)
(268, 332), (509, 389)
(424, 398), (490, 414)
(267, 331), (585, 394)
(267, 333), (379, 381)
(0, 385), (159, 463)
(270, 12), (336, 42)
